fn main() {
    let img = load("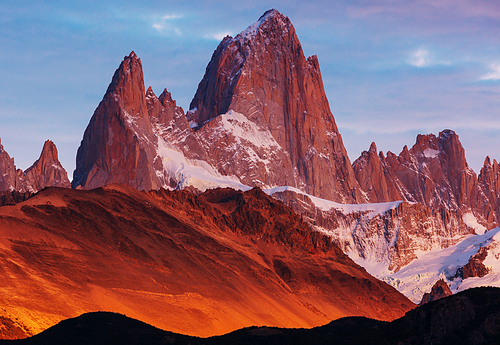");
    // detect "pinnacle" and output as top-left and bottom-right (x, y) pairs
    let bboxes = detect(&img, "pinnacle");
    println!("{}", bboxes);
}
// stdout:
(258, 8), (281, 21)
